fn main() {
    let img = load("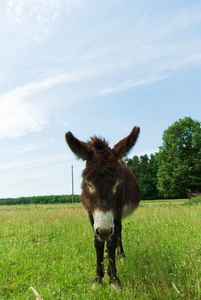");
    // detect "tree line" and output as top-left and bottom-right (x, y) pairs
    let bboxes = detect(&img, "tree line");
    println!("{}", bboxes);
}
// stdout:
(0, 194), (81, 205)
